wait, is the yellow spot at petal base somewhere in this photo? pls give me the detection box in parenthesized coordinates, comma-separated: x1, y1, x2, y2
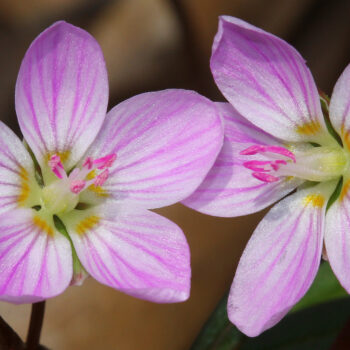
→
(33, 215, 54, 236)
(45, 150, 71, 163)
(296, 121, 321, 135)
(341, 126, 350, 151)
(88, 184, 109, 197)
(17, 167, 30, 205)
(340, 179, 350, 202)
(303, 194, 325, 208)
(76, 216, 100, 235)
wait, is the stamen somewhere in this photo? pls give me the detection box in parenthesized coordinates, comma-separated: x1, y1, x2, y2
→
(49, 154, 67, 179)
(263, 146, 296, 162)
(83, 157, 94, 170)
(271, 160, 287, 171)
(243, 161, 271, 172)
(240, 145, 296, 162)
(70, 180, 86, 194)
(93, 154, 117, 169)
(94, 169, 109, 186)
(252, 172, 279, 183)
(239, 145, 265, 155)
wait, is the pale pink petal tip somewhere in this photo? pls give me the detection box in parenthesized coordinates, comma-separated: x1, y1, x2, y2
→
(211, 16, 325, 142)
(228, 187, 326, 336)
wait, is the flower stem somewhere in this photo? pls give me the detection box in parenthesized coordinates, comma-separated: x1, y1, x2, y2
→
(25, 301, 46, 350)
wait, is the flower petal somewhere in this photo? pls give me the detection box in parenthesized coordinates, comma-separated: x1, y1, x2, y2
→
(63, 205, 190, 303)
(0, 209, 72, 303)
(228, 182, 334, 336)
(329, 64, 350, 150)
(324, 176, 350, 292)
(211, 16, 328, 143)
(15, 21, 108, 170)
(0, 122, 39, 214)
(84, 89, 223, 209)
(183, 103, 300, 216)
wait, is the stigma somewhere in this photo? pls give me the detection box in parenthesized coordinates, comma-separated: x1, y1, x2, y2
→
(41, 153, 116, 214)
(241, 144, 348, 183)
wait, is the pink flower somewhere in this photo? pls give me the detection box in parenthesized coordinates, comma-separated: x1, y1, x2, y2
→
(184, 16, 350, 336)
(0, 21, 223, 304)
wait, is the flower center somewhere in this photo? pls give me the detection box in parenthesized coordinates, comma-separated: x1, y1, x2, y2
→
(41, 153, 116, 214)
(241, 144, 348, 183)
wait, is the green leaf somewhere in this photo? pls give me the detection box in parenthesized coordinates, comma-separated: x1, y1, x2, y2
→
(190, 294, 242, 350)
(240, 298, 350, 350)
(190, 262, 348, 350)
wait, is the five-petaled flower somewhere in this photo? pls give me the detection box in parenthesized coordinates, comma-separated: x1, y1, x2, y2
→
(184, 16, 350, 336)
(0, 21, 223, 303)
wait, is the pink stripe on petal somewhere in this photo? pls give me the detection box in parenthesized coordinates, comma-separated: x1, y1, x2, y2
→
(228, 184, 331, 336)
(211, 16, 327, 143)
(325, 178, 350, 292)
(0, 122, 37, 214)
(15, 21, 108, 170)
(85, 90, 223, 209)
(0, 209, 72, 303)
(329, 64, 350, 150)
(66, 205, 190, 303)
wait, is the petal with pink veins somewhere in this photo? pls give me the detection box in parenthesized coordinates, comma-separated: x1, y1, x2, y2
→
(85, 89, 223, 209)
(324, 176, 350, 292)
(0, 122, 39, 214)
(0, 209, 72, 303)
(62, 204, 190, 303)
(15, 21, 108, 170)
(228, 182, 335, 336)
(211, 16, 329, 143)
(183, 103, 301, 217)
(329, 64, 350, 150)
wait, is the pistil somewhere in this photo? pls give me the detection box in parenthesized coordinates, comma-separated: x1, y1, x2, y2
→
(41, 153, 116, 214)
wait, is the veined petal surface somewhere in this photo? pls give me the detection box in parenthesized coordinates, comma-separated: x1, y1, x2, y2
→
(85, 89, 223, 209)
(0, 209, 72, 303)
(63, 205, 190, 303)
(329, 64, 350, 150)
(228, 183, 334, 336)
(325, 176, 350, 292)
(0, 122, 38, 214)
(15, 21, 108, 170)
(211, 16, 328, 143)
(183, 103, 300, 216)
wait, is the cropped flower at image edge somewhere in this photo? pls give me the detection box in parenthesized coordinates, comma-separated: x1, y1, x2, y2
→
(0, 22, 223, 304)
(184, 16, 350, 336)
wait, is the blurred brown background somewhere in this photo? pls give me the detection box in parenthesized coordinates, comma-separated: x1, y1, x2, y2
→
(0, 0, 350, 349)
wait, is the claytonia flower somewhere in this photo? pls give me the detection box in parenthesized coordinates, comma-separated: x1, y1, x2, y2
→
(0, 21, 223, 304)
(184, 16, 350, 336)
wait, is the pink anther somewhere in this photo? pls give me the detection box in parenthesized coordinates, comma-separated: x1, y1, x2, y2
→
(94, 154, 117, 169)
(83, 157, 94, 170)
(94, 169, 109, 186)
(271, 160, 287, 171)
(70, 180, 86, 194)
(240, 145, 266, 155)
(262, 146, 296, 162)
(252, 172, 279, 183)
(243, 161, 271, 172)
(48, 154, 66, 179)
